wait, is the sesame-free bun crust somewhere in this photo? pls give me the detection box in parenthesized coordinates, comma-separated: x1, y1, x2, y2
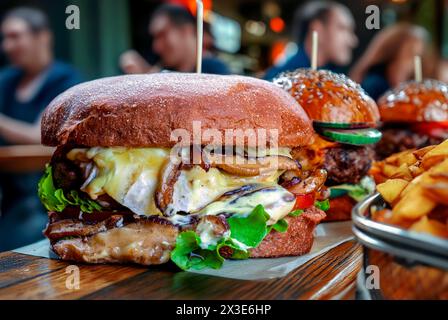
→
(378, 80, 448, 123)
(274, 69, 380, 125)
(41, 73, 313, 148)
(250, 206, 326, 258)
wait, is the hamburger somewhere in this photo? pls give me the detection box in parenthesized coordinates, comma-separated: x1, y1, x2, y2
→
(376, 80, 448, 160)
(274, 69, 381, 221)
(38, 73, 328, 270)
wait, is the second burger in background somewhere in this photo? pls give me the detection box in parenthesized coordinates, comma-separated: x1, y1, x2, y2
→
(375, 80, 448, 160)
(274, 69, 381, 221)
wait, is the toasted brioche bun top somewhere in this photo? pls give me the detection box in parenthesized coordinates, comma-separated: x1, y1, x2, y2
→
(274, 69, 380, 125)
(41, 73, 313, 148)
(378, 80, 448, 123)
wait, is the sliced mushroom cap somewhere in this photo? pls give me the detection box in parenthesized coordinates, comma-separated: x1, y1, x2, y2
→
(155, 159, 181, 215)
(286, 169, 327, 195)
(214, 155, 301, 177)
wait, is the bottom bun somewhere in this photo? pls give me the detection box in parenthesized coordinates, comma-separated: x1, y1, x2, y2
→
(324, 195, 356, 222)
(249, 206, 326, 258)
(49, 206, 326, 266)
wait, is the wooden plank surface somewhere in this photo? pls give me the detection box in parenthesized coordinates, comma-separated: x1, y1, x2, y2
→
(0, 241, 361, 300)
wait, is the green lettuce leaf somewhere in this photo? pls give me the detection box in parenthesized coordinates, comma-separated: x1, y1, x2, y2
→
(329, 176, 376, 202)
(171, 232, 254, 271)
(227, 204, 270, 247)
(268, 218, 288, 233)
(217, 239, 250, 260)
(170, 205, 287, 270)
(315, 199, 330, 211)
(289, 209, 304, 217)
(38, 166, 102, 213)
(170, 231, 224, 271)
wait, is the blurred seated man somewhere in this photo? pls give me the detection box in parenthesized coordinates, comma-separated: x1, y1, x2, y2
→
(120, 4, 230, 75)
(0, 7, 82, 251)
(350, 23, 435, 100)
(264, 0, 358, 80)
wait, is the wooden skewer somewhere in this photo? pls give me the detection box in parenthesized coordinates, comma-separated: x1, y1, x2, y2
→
(414, 55, 422, 82)
(196, 0, 204, 74)
(311, 31, 318, 71)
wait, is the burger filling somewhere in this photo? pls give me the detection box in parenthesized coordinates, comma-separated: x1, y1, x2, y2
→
(292, 134, 375, 204)
(39, 146, 328, 269)
(375, 122, 447, 160)
(322, 145, 374, 185)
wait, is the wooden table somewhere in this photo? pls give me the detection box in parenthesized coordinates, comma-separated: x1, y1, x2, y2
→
(0, 240, 361, 300)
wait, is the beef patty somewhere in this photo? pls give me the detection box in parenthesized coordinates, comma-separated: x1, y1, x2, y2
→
(323, 145, 374, 185)
(375, 128, 444, 160)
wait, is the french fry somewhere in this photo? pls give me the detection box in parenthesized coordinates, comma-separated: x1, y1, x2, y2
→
(393, 185, 436, 220)
(372, 141, 448, 239)
(377, 179, 409, 204)
(389, 163, 413, 180)
(372, 208, 395, 225)
(413, 145, 436, 160)
(385, 149, 414, 166)
(421, 155, 448, 170)
(429, 158, 448, 176)
(369, 165, 388, 184)
(429, 172, 448, 181)
(398, 151, 418, 166)
(408, 164, 424, 178)
(423, 182, 448, 206)
(421, 140, 448, 169)
(400, 174, 424, 197)
(409, 216, 448, 239)
(393, 159, 448, 219)
(383, 164, 400, 177)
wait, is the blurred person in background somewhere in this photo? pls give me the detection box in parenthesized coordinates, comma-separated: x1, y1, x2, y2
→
(264, 0, 358, 80)
(0, 7, 82, 251)
(350, 23, 435, 100)
(437, 59, 448, 84)
(120, 4, 229, 75)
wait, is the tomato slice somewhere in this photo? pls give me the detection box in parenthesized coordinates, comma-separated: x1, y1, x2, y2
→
(412, 121, 448, 139)
(293, 194, 315, 210)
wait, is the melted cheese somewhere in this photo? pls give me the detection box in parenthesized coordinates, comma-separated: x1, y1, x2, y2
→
(198, 185, 296, 225)
(67, 147, 294, 223)
(68, 148, 170, 215)
(167, 167, 282, 215)
(196, 219, 231, 249)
